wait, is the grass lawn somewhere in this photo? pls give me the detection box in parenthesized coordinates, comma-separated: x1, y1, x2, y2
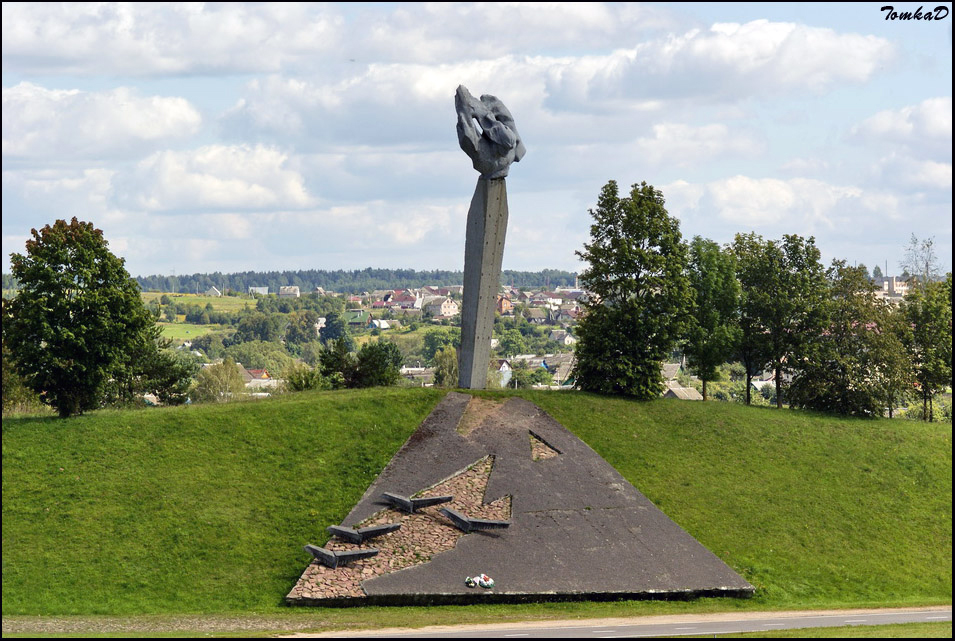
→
(141, 292, 256, 313)
(156, 322, 219, 341)
(2, 388, 950, 628)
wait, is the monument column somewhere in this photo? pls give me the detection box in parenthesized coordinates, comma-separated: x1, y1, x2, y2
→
(454, 85, 525, 389)
(459, 177, 509, 388)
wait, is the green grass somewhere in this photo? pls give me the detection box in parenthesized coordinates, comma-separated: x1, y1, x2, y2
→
(2, 388, 445, 615)
(522, 391, 951, 609)
(2, 389, 950, 622)
(156, 322, 218, 341)
(142, 293, 255, 313)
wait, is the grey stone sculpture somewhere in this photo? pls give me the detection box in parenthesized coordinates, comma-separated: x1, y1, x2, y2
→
(455, 86, 525, 179)
(327, 523, 401, 545)
(455, 85, 525, 388)
(440, 507, 511, 534)
(304, 544, 379, 569)
(381, 492, 453, 513)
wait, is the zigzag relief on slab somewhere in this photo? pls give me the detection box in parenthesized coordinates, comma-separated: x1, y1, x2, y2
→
(288, 393, 754, 606)
(529, 430, 560, 461)
(288, 456, 510, 601)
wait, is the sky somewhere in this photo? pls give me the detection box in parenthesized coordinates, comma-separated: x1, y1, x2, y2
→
(2, 2, 952, 279)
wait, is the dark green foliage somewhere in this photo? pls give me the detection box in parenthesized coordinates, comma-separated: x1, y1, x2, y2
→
(317, 339, 402, 389)
(233, 311, 281, 343)
(319, 312, 353, 350)
(422, 327, 460, 365)
(133, 268, 577, 295)
(254, 292, 344, 317)
(732, 233, 828, 407)
(788, 262, 911, 417)
(498, 328, 526, 357)
(191, 358, 246, 403)
(354, 340, 403, 388)
(148, 348, 202, 405)
(432, 346, 458, 387)
(284, 309, 320, 352)
(573, 181, 691, 398)
(283, 363, 328, 392)
(319, 338, 356, 389)
(733, 235, 771, 404)
(508, 360, 553, 388)
(903, 274, 953, 421)
(1, 327, 44, 414)
(223, 340, 294, 377)
(189, 332, 227, 359)
(298, 339, 324, 367)
(4, 219, 162, 417)
(684, 237, 741, 400)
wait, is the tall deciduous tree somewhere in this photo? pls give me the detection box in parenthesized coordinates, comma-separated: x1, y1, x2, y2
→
(433, 346, 459, 388)
(354, 340, 403, 388)
(788, 261, 911, 417)
(684, 237, 740, 400)
(903, 273, 952, 421)
(733, 233, 828, 408)
(498, 328, 526, 358)
(572, 181, 691, 398)
(731, 233, 771, 405)
(4, 219, 162, 417)
(900, 234, 941, 289)
(319, 312, 353, 351)
(192, 358, 246, 403)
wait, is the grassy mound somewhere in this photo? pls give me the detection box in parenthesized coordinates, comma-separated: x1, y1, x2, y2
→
(2, 389, 950, 616)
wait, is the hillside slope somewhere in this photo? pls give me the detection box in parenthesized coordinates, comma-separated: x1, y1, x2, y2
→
(2, 388, 950, 615)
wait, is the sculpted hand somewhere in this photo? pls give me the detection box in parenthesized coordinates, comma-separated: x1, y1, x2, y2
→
(455, 85, 526, 179)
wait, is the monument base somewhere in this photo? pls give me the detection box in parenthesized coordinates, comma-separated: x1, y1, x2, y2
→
(287, 393, 754, 606)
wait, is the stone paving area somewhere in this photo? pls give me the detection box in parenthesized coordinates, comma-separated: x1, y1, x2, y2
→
(456, 397, 505, 435)
(287, 456, 510, 602)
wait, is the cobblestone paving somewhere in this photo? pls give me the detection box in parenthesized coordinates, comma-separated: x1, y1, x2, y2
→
(288, 457, 510, 602)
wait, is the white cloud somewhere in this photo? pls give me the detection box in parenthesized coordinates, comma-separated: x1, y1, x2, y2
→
(660, 179, 705, 215)
(706, 175, 798, 226)
(851, 97, 952, 160)
(634, 123, 763, 166)
(681, 175, 862, 231)
(545, 19, 894, 106)
(2, 3, 343, 75)
(2, 82, 201, 159)
(221, 19, 893, 154)
(113, 145, 313, 212)
(873, 154, 953, 192)
(2, 167, 116, 225)
(2, 3, 679, 76)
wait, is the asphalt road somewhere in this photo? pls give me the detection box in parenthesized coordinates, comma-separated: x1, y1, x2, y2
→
(294, 607, 951, 638)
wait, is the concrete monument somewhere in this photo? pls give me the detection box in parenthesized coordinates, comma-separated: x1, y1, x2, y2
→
(455, 85, 525, 388)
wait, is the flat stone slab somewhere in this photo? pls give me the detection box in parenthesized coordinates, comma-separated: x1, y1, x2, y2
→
(440, 507, 510, 533)
(288, 392, 754, 605)
(381, 492, 453, 513)
(304, 545, 379, 569)
(327, 523, 401, 544)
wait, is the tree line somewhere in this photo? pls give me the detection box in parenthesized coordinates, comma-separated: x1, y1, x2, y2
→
(573, 180, 952, 421)
(114, 268, 578, 295)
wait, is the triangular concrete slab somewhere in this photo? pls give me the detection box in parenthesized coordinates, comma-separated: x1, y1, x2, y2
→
(288, 392, 754, 605)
